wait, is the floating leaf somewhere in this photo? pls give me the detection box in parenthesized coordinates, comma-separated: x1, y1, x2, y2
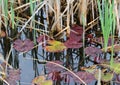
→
(110, 62, 120, 74)
(94, 71, 113, 82)
(5, 69, 20, 85)
(69, 24, 83, 41)
(48, 71, 62, 81)
(44, 40, 66, 52)
(13, 39, 34, 52)
(73, 71, 95, 84)
(32, 76, 53, 85)
(64, 39, 83, 48)
(85, 46, 102, 57)
(45, 61, 63, 72)
(62, 71, 95, 84)
(64, 25, 83, 49)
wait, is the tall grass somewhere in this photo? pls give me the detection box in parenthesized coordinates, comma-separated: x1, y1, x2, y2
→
(2, 0, 8, 28)
(10, 0, 15, 29)
(97, 0, 115, 64)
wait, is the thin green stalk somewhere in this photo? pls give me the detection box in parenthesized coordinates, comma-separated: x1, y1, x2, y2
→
(97, 0, 115, 66)
(2, 0, 8, 28)
(30, 0, 36, 44)
(10, 6, 15, 29)
(111, 11, 116, 65)
(97, 0, 115, 52)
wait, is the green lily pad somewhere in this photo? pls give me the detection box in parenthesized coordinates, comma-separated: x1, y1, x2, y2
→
(110, 62, 120, 74)
(44, 40, 66, 52)
(94, 71, 113, 82)
(32, 76, 53, 85)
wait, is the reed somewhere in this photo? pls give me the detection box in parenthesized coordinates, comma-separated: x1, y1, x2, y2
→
(97, 0, 115, 52)
(97, 0, 116, 67)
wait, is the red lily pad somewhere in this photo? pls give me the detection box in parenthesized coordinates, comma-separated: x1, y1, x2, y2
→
(44, 40, 66, 52)
(85, 46, 102, 57)
(13, 39, 34, 52)
(5, 69, 20, 85)
(48, 71, 62, 81)
(45, 61, 63, 72)
(73, 71, 95, 84)
(64, 39, 83, 48)
(64, 25, 83, 49)
(62, 71, 95, 84)
(69, 24, 83, 41)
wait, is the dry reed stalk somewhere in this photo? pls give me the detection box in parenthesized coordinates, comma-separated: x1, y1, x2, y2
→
(79, 0, 88, 26)
(0, 4, 1, 31)
(92, 0, 95, 20)
(50, 1, 68, 37)
(70, 1, 74, 24)
(66, 0, 70, 37)
(13, 0, 40, 11)
(114, 0, 120, 37)
(55, 0, 61, 31)
(47, 0, 54, 15)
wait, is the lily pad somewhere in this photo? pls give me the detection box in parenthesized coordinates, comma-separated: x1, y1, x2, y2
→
(64, 25, 83, 49)
(70, 24, 83, 41)
(45, 60, 63, 72)
(62, 71, 95, 84)
(44, 40, 66, 52)
(110, 62, 120, 74)
(32, 76, 53, 85)
(94, 71, 113, 82)
(13, 39, 34, 52)
(85, 46, 102, 57)
(5, 69, 21, 85)
(64, 39, 83, 48)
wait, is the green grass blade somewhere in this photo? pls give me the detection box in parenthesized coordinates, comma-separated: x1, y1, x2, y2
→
(10, 6, 15, 29)
(30, 0, 34, 14)
(97, 0, 115, 52)
(2, 0, 8, 27)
